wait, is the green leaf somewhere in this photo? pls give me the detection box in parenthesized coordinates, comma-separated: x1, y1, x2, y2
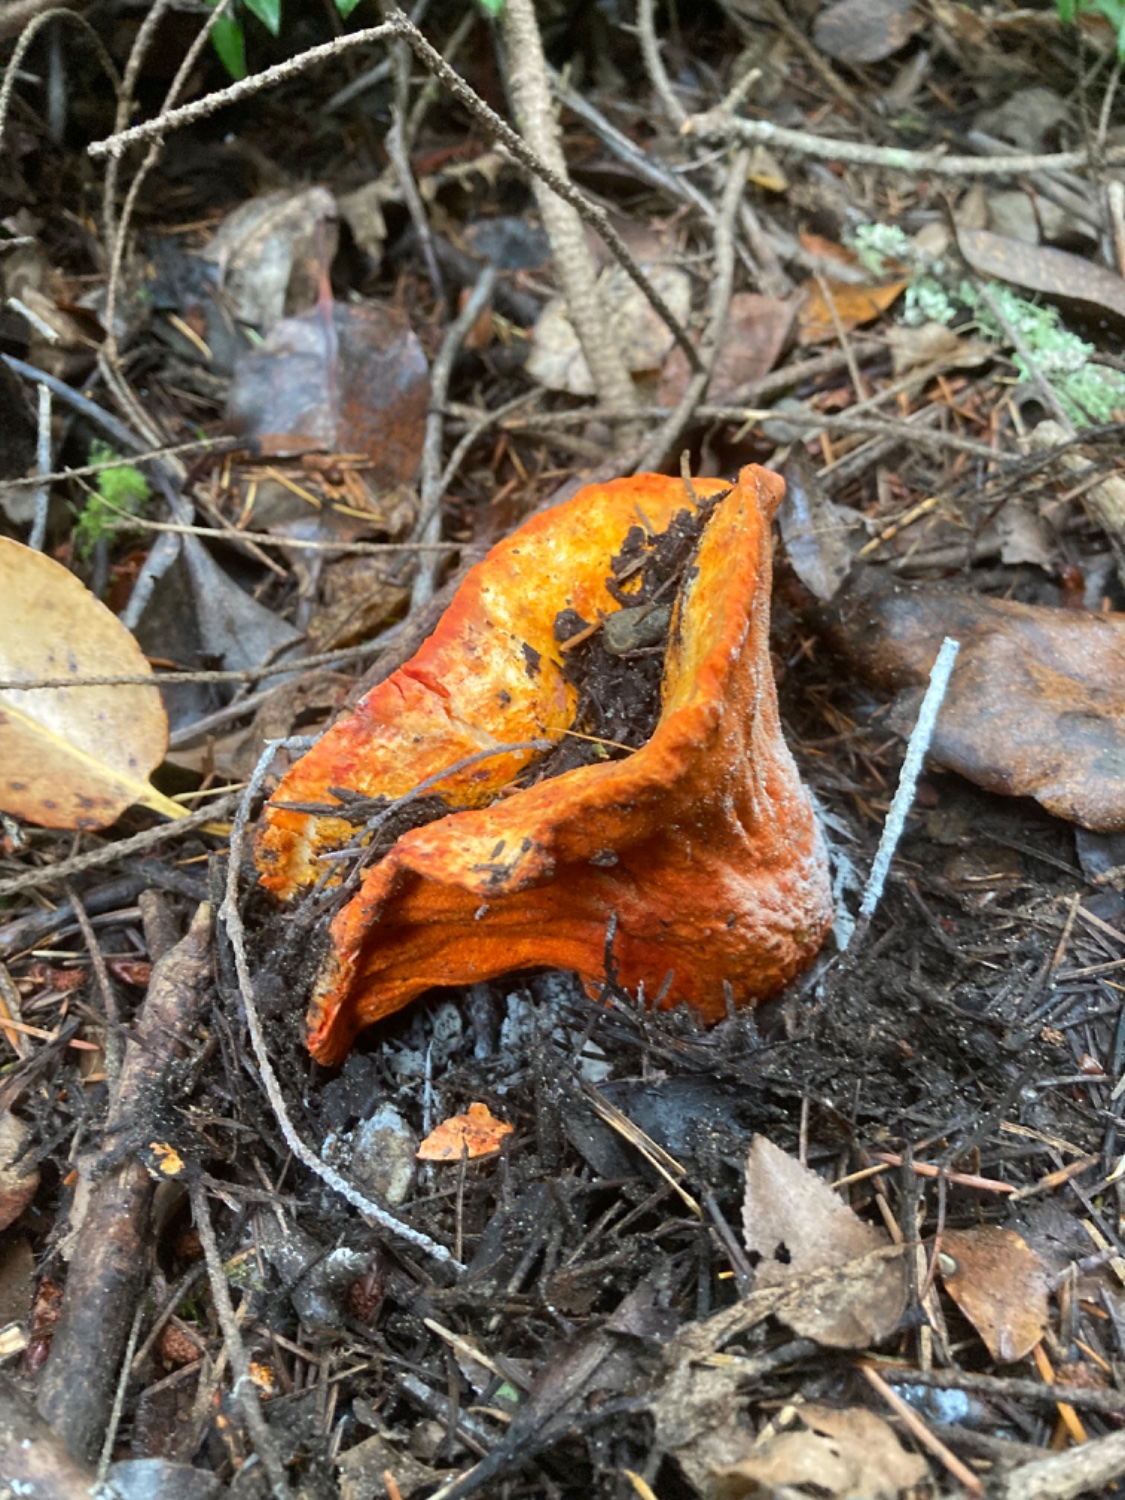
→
(477, 0, 505, 14)
(1057, 0, 1076, 21)
(245, 0, 282, 33)
(335, 0, 364, 14)
(210, 13, 247, 79)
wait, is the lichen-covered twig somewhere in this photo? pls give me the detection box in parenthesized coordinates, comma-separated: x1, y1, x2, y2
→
(498, 0, 636, 416)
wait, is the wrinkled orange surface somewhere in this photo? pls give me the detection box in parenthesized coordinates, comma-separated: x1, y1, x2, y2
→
(257, 467, 833, 1065)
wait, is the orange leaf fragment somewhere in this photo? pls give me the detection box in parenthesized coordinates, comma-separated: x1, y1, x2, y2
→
(417, 1102, 513, 1161)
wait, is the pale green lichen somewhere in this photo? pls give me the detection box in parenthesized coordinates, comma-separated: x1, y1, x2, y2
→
(963, 281, 1125, 425)
(850, 221, 1124, 426)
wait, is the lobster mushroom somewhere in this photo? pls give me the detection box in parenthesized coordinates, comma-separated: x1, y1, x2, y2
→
(256, 466, 833, 1065)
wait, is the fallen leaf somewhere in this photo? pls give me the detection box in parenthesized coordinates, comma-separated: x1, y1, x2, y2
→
(0, 1113, 38, 1232)
(658, 292, 796, 406)
(938, 1226, 1049, 1363)
(201, 186, 338, 331)
(797, 276, 910, 344)
(527, 264, 692, 395)
(0, 539, 184, 829)
(817, 568, 1125, 832)
(226, 297, 431, 489)
(958, 229, 1125, 326)
(885, 321, 993, 378)
(417, 1102, 513, 1161)
(813, 0, 926, 62)
(742, 1135, 906, 1346)
(712, 1403, 928, 1499)
(777, 444, 856, 601)
(746, 146, 789, 194)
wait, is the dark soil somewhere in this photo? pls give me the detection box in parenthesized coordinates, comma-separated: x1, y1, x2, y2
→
(536, 492, 727, 782)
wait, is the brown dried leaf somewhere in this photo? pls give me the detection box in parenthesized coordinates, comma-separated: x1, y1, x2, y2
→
(797, 276, 910, 344)
(226, 299, 430, 489)
(778, 444, 856, 601)
(0, 539, 184, 830)
(813, 0, 926, 62)
(958, 229, 1125, 325)
(885, 321, 993, 378)
(712, 1403, 929, 1499)
(818, 569, 1125, 831)
(659, 292, 796, 406)
(939, 1226, 1049, 1363)
(201, 186, 338, 330)
(742, 1136, 906, 1346)
(527, 265, 692, 395)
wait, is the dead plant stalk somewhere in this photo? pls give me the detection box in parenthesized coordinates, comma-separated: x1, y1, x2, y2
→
(498, 0, 636, 425)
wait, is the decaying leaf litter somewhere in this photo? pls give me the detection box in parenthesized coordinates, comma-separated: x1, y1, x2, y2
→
(8, 1, 1125, 1496)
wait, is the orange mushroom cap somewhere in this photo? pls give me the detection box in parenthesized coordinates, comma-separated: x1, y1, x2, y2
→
(257, 466, 833, 1065)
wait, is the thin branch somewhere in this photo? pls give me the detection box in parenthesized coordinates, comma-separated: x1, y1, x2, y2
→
(682, 108, 1125, 175)
(87, 22, 399, 156)
(0, 792, 241, 901)
(27, 383, 51, 551)
(0, 7, 120, 157)
(85, 13, 700, 377)
(411, 265, 497, 610)
(974, 281, 1076, 435)
(549, 67, 714, 217)
(636, 0, 688, 128)
(218, 739, 462, 1268)
(190, 1181, 290, 1500)
(632, 148, 748, 471)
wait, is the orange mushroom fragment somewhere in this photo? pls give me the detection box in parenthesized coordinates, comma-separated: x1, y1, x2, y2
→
(256, 466, 833, 1065)
(417, 1102, 514, 1162)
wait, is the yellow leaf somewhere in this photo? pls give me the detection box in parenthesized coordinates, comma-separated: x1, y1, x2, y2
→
(0, 539, 184, 830)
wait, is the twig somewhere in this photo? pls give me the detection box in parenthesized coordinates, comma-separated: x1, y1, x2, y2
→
(28, 382, 51, 552)
(101, 0, 235, 453)
(632, 148, 747, 471)
(499, 0, 636, 416)
(86, 10, 702, 380)
(87, 22, 399, 156)
(812, 267, 869, 403)
(0, 792, 240, 900)
(844, 637, 959, 951)
(999, 1427, 1125, 1500)
(0, 436, 235, 493)
(95, 1303, 145, 1483)
(549, 68, 714, 217)
(752, 0, 868, 124)
(682, 108, 1125, 175)
(636, 0, 688, 128)
(102, 0, 175, 249)
(381, 2, 443, 303)
(218, 739, 462, 1268)
(75, 512, 461, 556)
(0, 7, 120, 157)
(65, 882, 123, 1090)
(858, 1361, 984, 1497)
(190, 1180, 290, 1500)
(411, 265, 497, 610)
(321, 0, 431, 110)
